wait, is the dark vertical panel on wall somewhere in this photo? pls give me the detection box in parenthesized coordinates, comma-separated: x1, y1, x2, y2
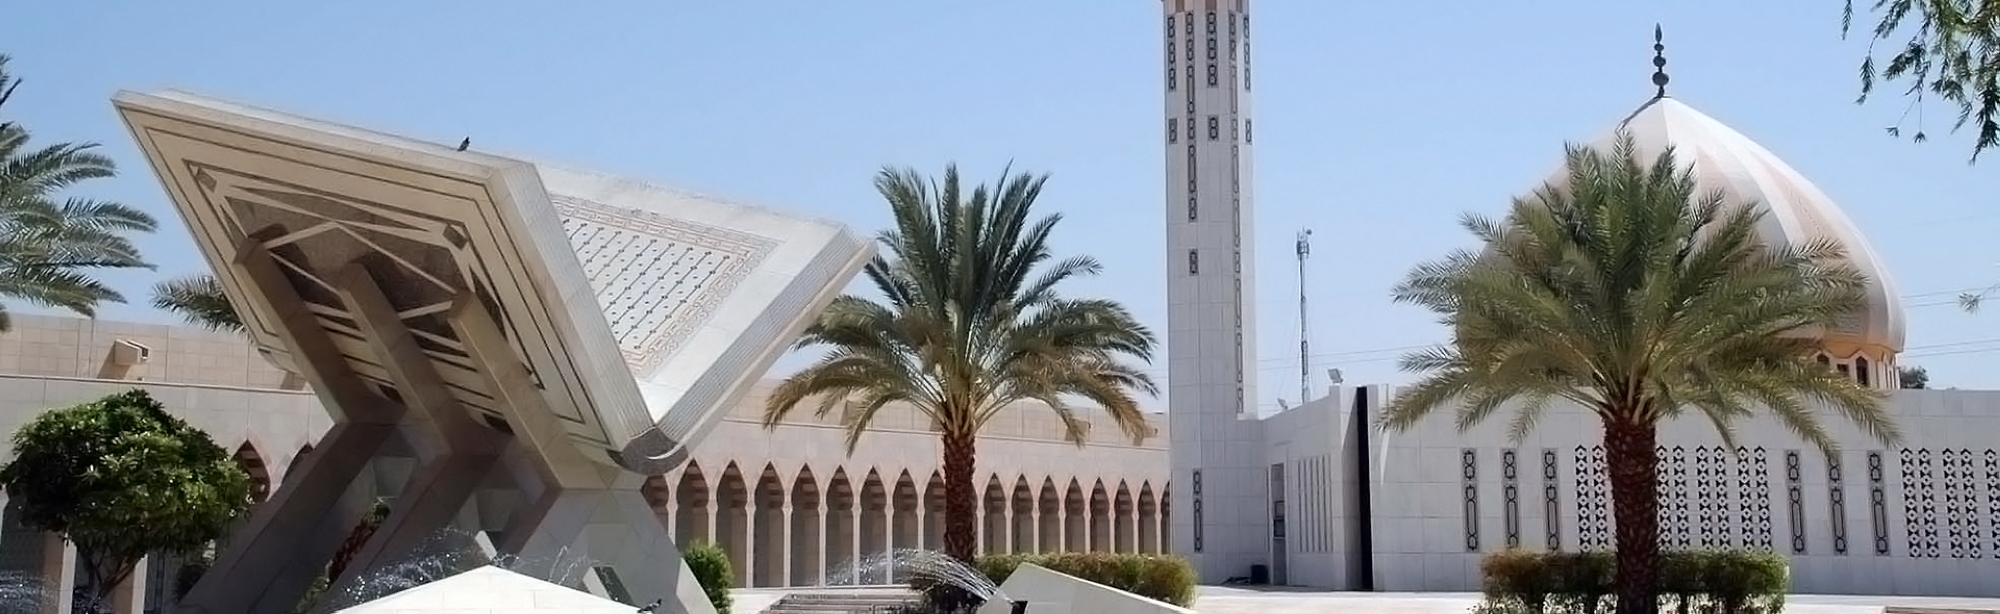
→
(1350, 386, 1375, 591)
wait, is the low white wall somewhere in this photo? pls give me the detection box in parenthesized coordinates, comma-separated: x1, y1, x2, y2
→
(1368, 388, 2000, 597)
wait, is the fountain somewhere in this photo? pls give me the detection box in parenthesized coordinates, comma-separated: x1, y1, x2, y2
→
(814, 549, 1022, 614)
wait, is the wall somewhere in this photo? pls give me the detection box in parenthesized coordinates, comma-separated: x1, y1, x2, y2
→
(1367, 387, 2000, 597)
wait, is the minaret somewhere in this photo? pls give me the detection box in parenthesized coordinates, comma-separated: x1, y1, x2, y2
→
(1161, 0, 1265, 581)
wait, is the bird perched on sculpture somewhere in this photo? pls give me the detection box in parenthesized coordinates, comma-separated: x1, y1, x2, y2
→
(456, 137, 470, 151)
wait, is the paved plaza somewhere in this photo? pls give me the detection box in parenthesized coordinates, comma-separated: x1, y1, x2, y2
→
(731, 586, 2000, 614)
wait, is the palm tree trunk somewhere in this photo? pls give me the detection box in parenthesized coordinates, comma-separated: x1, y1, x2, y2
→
(940, 428, 980, 564)
(1604, 419, 1661, 614)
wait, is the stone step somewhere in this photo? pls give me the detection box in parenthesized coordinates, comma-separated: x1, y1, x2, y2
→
(760, 589, 919, 614)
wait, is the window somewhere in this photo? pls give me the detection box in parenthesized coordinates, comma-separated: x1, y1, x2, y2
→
(1166, 15, 1175, 38)
(1246, 119, 1252, 143)
(1856, 357, 1872, 387)
(1836, 363, 1851, 378)
(1208, 115, 1220, 140)
(1207, 37, 1217, 61)
(1187, 196, 1198, 221)
(1233, 250, 1241, 273)
(1167, 67, 1177, 91)
(1168, 118, 1178, 143)
(1186, 99, 1196, 114)
(1231, 118, 1238, 141)
(1207, 65, 1218, 87)
(1186, 117, 1195, 140)
(1185, 16, 1194, 36)
(1206, 11, 1217, 33)
(1167, 43, 1177, 65)
(1816, 354, 1831, 367)
(1187, 250, 1200, 274)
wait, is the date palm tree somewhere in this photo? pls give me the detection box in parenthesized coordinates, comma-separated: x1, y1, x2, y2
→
(151, 273, 244, 333)
(762, 164, 1159, 564)
(0, 55, 157, 330)
(1378, 132, 1899, 614)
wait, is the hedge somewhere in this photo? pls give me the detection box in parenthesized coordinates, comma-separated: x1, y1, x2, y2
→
(1479, 549, 1787, 614)
(972, 552, 1197, 607)
(683, 541, 734, 614)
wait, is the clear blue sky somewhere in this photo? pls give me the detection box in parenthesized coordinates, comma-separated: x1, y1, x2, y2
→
(10, 1, 2000, 410)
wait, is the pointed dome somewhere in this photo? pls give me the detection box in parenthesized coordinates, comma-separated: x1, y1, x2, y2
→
(1575, 96, 1907, 385)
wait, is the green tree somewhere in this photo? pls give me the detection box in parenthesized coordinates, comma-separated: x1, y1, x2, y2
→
(151, 273, 245, 333)
(1898, 364, 1930, 389)
(0, 389, 253, 611)
(761, 165, 1159, 563)
(1377, 133, 1898, 614)
(1843, 0, 2000, 161)
(0, 55, 158, 330)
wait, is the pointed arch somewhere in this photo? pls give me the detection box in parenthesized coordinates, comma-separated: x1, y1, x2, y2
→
(826, 468, 857, 584)
(641, 474, 673, 522)
(752, 463, 786, 587)
(858, 469, 890, 582)
(283, 443, 313, 483)
(1089, 480, 1112, 552)
(1114, 481, 1136, 553)
(675, 461, 711, 545)
(1010, 477, 1036, 554)
(1138, 482, 1160, 554)
(790, 465, 823, 586)
(1064, 479, 1087, 552)
(922, 471, 946, 551)
(232, 442, 272, 504)
(983, 474, 1009, 555)
(717, 462, 750, 587)
(891, 470, 921, 580)
(1037, 478, 1062, 553)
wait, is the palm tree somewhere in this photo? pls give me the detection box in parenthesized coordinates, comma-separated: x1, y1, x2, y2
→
(0, 55, 157, 330)
(762, 164, 1159, 564)
(1378, 133, 1899, 614)
(152, 273, 245, 332)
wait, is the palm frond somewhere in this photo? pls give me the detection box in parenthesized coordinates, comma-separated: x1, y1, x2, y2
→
(150, 274, 244, 333)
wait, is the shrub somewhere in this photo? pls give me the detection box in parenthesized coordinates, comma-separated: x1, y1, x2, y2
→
(683, 541, 734, 614)
(1478, 549, 1786, 614)
(972, 552, 1196, 607)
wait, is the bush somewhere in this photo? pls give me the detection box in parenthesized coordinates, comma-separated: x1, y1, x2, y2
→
(1479, 549, 1786, 614)
(683, 541, 734, 614)
(973, 552, 1197, 607)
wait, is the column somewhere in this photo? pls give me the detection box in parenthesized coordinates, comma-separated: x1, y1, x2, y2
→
(705, 501, 718, 550)
(1030, 509, 1042, 553)
(813, 500, 828, 586)
(849, 507, 862, 584)
(38, 532, 75, 614)
(1000, 507, 1013, 555)
(778, 504, 793, 587)
(743, 500, 759, 588)
(109, 556, 147, 614)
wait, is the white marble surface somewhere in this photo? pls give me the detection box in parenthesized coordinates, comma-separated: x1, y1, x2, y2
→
(1186, 588, 2000, 614)
(975, 563, 1194, 614)
(332, 566, 640, 614)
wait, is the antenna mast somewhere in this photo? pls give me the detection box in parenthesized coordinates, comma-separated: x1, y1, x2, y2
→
(1296, 229, 1313, 405)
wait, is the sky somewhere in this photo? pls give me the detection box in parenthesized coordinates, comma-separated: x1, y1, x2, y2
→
(8, 1, 2000, 413)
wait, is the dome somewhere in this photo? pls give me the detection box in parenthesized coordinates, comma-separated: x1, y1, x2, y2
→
(1541, 95, 1907, 387)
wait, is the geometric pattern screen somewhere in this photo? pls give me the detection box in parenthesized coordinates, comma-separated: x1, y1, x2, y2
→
(1455, 447, 2000, 558)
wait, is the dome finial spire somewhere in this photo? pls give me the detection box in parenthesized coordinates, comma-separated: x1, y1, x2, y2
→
(1652, 24, 1671, 98)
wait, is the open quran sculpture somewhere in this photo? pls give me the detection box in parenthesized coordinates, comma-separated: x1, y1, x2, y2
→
(115, 91, 872, 614)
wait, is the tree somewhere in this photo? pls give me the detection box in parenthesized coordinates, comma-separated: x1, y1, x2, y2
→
(1377, 133, 1899, 614)
(761, 164, 1159, 564)
(151, 273, 245, 333)
(0, 389, 253, 612)
(1898, 365, 1931, 389)
(1843, 0, 2000, 161)
(0, 55, 158, 330)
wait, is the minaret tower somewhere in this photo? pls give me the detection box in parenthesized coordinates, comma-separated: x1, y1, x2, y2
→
(1161, 0, 1266, 580)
